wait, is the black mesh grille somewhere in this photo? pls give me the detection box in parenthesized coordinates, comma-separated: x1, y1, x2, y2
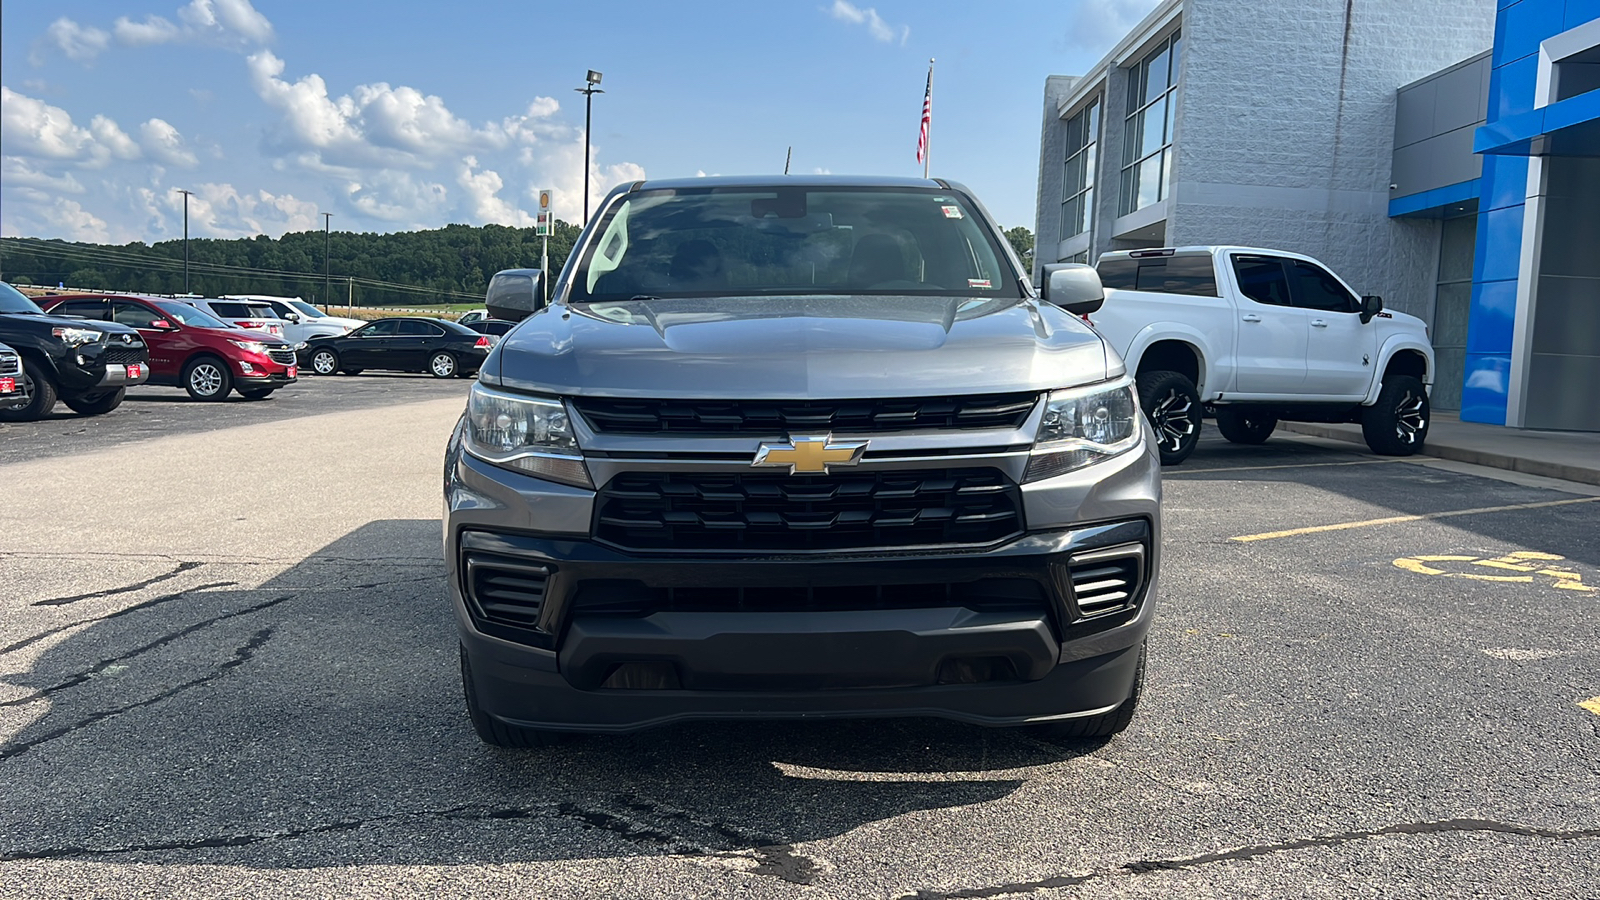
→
(572, 393, 1038, 435)
(101, 346, 146, 366)
(268, 348, 297, 365)
(464, 555, 549, 629)
(594, 467, 1023, 552)
(572, 578, 1047, 616)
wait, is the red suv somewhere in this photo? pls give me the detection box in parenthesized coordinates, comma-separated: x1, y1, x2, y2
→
(40, 294, 299, 401)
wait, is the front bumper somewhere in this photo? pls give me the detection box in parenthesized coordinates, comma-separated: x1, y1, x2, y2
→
(95, 362, 150, 388)
(447, 429, 1162, 733)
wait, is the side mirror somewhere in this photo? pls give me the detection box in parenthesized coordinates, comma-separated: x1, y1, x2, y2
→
(148, 318, 176, 331)
(284, 312, 301, 323)
(1359, 294, 1384, 324)
(1039, 263, 1105, 316)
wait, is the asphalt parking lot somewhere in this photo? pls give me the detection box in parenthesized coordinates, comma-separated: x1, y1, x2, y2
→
(1, 379, 1596, 898)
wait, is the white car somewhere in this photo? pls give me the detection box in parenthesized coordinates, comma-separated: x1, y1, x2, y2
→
(185, 298, 287, 337)
(1071, 246, 1434, 464)
(456, 309, 489, 326)
(223, 295, 363, 344)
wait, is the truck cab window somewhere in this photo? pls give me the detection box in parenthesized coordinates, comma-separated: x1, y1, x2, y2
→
(1231, 256, 1291, 307)
(1288, 261, 1358, 312)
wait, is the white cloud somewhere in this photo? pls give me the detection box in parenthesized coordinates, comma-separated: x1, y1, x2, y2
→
(827, 1, 909, 45)
(7, 188, 112, 242)
(34, 18, 112, 64)
(1, 157, 86, 193)
(353, 82, 482, 153)
(458, 156, 533, 227)
(1063, 0, 1161, 54)
(1, 87, 101, 162)
(91, 115, 143, 160)
(347, 171, 449, 224)
(109, 0, 275, 53)
(140, 118, 198, 167)
(172, 181, 320, 238)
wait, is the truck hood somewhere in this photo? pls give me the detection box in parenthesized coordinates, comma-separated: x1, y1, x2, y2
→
(491, 295, 1115, 399)
(309, 315, 363, 331)
(4, 310, 141, 337)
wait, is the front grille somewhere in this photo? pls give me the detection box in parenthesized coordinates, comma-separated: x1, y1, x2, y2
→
(101, 346, 146, 366)
(464, 554, 550, 629)
(0, 354, 19, 377)
(1067, 544, 1145, 617)
(572, 578, 1047, 616)
(594, 467, 1023, 552)
(572, 393, 1038, 435)
(267, 347, 297, 365)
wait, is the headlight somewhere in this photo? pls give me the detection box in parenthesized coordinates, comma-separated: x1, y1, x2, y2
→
(228, 339, 269, 354)
(1023, 376, 1142, 482)
(462, 383, 591, 488)
(52, 326, 102, 347)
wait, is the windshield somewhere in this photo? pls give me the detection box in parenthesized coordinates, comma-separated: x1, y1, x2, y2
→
(154, 301, 230, 329)
(566, 187, 1021, 302)
(1, 283, 45, 314)
(288, 300, 325, 318)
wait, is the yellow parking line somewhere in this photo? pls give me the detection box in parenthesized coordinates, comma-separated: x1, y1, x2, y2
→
(1167, 459, 1406, 476)
(1580, 697, 1600, 717)
(1230, 496, 1600, 543)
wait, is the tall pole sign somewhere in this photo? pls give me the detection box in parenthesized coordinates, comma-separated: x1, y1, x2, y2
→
(537, 190, 553, 306)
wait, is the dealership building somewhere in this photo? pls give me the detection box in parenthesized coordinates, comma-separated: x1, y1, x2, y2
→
(1034, 0, 1599, 431)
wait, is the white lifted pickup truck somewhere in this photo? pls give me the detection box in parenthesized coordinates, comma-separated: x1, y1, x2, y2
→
(1068, 246, 1433, 465)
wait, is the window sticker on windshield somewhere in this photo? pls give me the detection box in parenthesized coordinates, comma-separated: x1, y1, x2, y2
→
(941, 205, 964, 219)
(968, 278, 993, 289)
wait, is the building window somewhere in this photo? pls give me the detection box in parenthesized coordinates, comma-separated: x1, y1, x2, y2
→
(1120, 30, 1182, 217)
(1059, 99, 1099, 241)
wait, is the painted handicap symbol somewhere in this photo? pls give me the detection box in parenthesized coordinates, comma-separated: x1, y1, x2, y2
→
(1393, 551, 1596, 592)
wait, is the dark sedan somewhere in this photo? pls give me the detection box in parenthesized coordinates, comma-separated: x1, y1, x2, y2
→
(302, 317, 489, 378)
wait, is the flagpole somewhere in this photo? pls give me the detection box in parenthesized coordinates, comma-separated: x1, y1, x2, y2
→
(924, 58, 934, 179)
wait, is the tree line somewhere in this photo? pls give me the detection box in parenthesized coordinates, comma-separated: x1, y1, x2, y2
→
(0, 221, 584, 308)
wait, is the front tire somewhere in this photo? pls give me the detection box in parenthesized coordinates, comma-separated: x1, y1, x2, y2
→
(461, 645, 568, 748)
(1215, 407, 1277, 444)
(310, 348, 339, 376)
(429, 351, 458, 379)
(1362, 374, 1429, 456)
(1137, 370, 1201, 465)
(0, 359, 58, 421)
(1030, 642, 1146, 741)
(182, 357, 232, 401)
(62, 387, 126, 416)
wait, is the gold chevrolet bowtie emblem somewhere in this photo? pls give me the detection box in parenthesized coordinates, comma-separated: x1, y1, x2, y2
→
(752, 434, 869, 474)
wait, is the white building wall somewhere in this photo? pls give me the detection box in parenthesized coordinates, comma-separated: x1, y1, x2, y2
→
(1168, 0, 1494, 319)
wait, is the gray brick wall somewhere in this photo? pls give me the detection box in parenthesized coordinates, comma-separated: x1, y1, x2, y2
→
(1169, 0, 1494, 320)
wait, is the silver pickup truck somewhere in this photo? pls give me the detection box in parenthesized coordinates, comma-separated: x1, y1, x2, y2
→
(444, 175, 1161, 744)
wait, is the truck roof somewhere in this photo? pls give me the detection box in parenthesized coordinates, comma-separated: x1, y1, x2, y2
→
(1096, 246, 1321, 260)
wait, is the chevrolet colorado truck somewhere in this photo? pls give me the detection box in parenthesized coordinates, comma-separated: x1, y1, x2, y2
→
(445, 176, 1161, 745)
(1085, 247, 1434, 464)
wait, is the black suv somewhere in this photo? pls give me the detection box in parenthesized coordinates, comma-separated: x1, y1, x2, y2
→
(0, 283, 151, 420)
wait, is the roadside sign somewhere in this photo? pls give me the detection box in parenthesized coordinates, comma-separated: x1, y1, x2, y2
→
(536, 190, 552, 236)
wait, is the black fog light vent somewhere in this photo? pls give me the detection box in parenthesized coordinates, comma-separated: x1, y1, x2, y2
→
(600, 661, 682, 690)
(1068, 543, 1144, 617)
(465, 555, 550, 629)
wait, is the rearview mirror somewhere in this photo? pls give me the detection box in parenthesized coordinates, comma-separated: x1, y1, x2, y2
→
(1359, 294, 1384, 324)
(1039, 264, 1105, 316)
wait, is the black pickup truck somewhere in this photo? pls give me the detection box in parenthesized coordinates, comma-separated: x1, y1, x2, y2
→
(0, 283, 150, 420)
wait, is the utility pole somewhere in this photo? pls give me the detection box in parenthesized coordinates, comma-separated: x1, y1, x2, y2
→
(176, 189, 193, 293)
(322, 212, 333, 314)
(575, 70, 604, 225)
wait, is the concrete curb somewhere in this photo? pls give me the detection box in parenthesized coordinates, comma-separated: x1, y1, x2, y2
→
(1279, 422, 1600, 487)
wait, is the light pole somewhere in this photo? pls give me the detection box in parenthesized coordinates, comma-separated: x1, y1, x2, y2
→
(176, 189, 193, 293)
(321, 212, 333, 313)
(575, 70, 604, 225)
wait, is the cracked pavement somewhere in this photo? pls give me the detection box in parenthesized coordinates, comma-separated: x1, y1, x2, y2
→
(1, 377, 1597, 898)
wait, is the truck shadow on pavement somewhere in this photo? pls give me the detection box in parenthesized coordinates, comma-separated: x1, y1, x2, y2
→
(0, 519, 1096, 875)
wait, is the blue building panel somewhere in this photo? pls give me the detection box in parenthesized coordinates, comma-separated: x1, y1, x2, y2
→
(1465, 279, 1519, 354)
(1495, 0, 1568, 64)
(1566, 0, 1600, 29)
(1480, 155, 1529, 210)
(1461, 353, 1513, 424)
(1489, 53, 1540, 120)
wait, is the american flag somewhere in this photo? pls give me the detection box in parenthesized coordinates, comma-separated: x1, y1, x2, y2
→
(916, 68, 932, 168)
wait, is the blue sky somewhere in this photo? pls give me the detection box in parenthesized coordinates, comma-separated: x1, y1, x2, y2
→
(1, 0, 1158, 244)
